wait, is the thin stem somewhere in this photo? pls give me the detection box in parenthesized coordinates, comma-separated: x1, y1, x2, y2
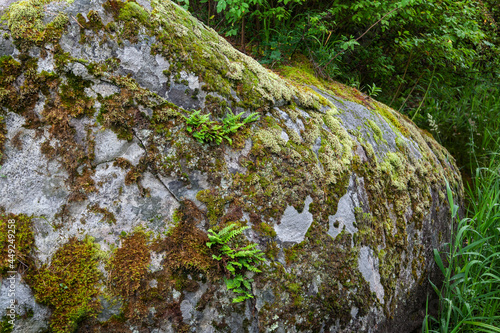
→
(411, 66, 435, 121)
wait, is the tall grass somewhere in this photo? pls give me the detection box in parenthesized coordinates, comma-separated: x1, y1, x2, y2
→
(422, 77, 500, 332)
(413, 74, 500, 172)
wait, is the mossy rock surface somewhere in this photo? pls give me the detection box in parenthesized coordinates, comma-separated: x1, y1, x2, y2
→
(0, 1, 463, 332)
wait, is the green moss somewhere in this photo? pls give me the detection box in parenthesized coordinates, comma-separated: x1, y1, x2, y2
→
(196, 189, 232, 225)
(119, 2, 149, 23)
(0, 314, 15, 333)
(257, 222, 277, 238)
(0, 213, 35, 276)
(29, 237, 101, 333)
(276, 54, 370, 107)
(4, 0, 69, 49)
(374, 103, 410, 137)
(366, 119, 386, 144)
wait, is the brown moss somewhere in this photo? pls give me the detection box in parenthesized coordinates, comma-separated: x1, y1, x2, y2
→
(88, 204, 117, 225)
(108, 230, 151, 297)
(153, 200, 219, 278)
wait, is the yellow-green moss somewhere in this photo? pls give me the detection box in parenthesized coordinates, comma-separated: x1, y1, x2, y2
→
(196, 189, 232, 225)
(366, 119, 386, 144)
(3, 0, 70, 49)
(118, 1, 149, 23)
(29, 237, 101, 333)
(0, 213, 35, 276)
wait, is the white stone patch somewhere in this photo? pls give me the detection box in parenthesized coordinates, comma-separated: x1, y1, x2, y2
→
(67, 61, 93, 80)
(224, 139, 252, 175)
(33, 92, 46, 117)
(149, 251, 166, 273)
(328, 175, 359, 239)
(0, 274, 50, 332)
(87, 82, 120, 98)
(358, 246, 385, 303)
(276, 107, 303, 140)
(117, 46, 144, 73)
(180, 70, 200, 90)
(280, 130, 289, 143)
(93, 129, 144, 165)
(275, 196, 313, 243)
(37, 52, 54, 73)
(180, 300, 194, 322)
(0, 113, 69, 221)
(155, 54, 170, 85)
(136, 0, 152, 11)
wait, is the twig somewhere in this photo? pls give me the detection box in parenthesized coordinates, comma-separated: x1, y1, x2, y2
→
(390, 50, 413, 107)
(45, 6, 84, 29)
(411, 66, 435, 121)
(397, 68, 427, 113)
(71, 15, 84, 29)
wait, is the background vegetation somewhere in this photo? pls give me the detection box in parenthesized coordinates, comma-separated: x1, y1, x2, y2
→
(175, 0, 500, 330)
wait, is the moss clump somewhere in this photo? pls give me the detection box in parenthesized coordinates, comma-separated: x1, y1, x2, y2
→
(254, 222, 277, 238)
(366, 119, 386, 144)
(275, 54, 369, 107)
(374, 103, 410, 137)
(0, 55, 29, 113)
(88, 203, 117, 225)
(118, 1, 149, 23)
(153, 200, 218, 278)
(196, 189, 232, 226)
(29, 237, 101, 333)
(4, 0, 69, 50)
(102, 0, 153, 43)
(108, 230, 151, 297)
(0, 213, 35, 276)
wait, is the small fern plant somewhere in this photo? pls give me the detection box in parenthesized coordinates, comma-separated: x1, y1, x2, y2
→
(182, 109, 259, 145)
(207, 224, 266, 303)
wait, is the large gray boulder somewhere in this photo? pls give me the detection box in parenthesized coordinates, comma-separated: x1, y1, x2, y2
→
(0, 0, 463, 332)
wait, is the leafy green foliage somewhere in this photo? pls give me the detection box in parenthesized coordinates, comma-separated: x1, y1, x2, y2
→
(182, 109, 259, 145)
(179, 0, 498, 142)
(415, 74, 500, 171)
(207, 224, 266, 302)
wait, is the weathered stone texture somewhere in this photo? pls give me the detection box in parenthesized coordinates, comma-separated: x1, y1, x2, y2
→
(0, 1, 463, 332)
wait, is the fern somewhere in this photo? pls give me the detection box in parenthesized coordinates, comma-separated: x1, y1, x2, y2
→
(183, 108, 259, 146)
(206, 223, 265, 303)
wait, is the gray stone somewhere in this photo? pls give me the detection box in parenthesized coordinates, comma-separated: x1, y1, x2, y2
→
(328, 174, 369, 240)
(358, 247, 385, 303)
(0, 1, 463, 332)
(97, 296, 123, 323)
(275, 196, 313, 243)
(0, 274, 50, 333)
(180, 299, 193, 322)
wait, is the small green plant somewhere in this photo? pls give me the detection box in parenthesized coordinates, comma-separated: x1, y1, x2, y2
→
(183, 109, 259, 145)
(365, 83, 382, 97)
(207, 224, 266, 303)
